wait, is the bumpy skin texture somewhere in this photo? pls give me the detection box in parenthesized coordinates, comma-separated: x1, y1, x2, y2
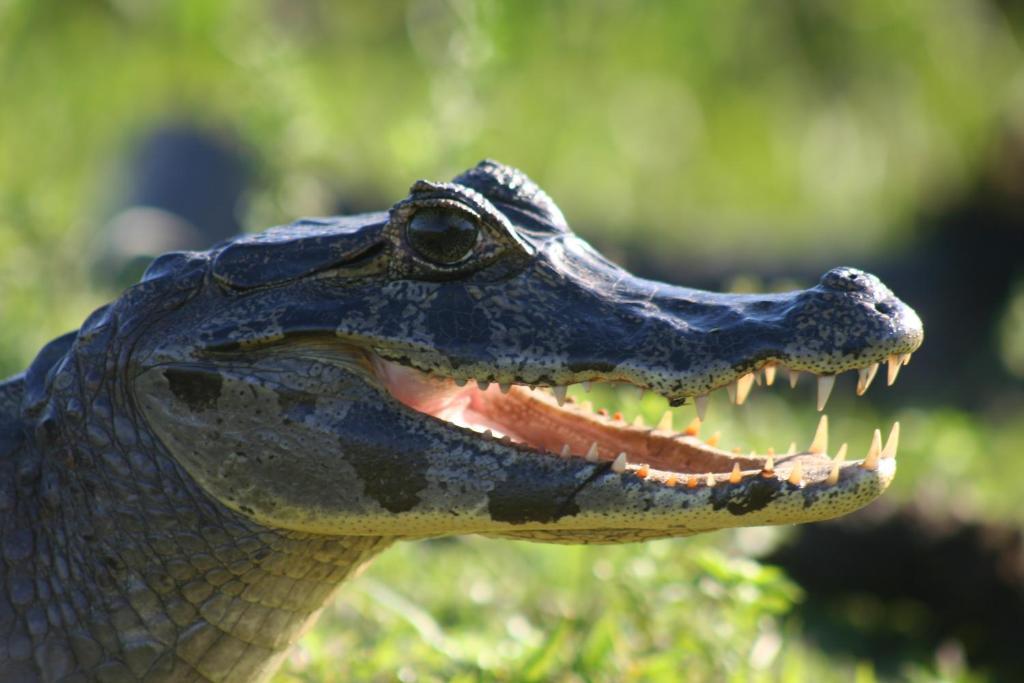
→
(0, 161, 922, 681)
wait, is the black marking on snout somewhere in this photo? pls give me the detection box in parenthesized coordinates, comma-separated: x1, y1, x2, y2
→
(487, 463, 609, 524)
(711, 477, 784, 516)
(347, 441, 429, 514)
(164, 368, 223, 412)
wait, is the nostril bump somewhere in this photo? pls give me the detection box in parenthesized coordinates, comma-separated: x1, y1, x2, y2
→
(875, 301, 894, 316)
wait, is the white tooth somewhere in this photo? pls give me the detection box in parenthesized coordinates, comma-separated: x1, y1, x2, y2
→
(863, 429, 882, 470)
(477, 380, 490, 391)
(886, 355, 902, 386)
(816, 375, 835, 411)
(560, 444, 571, 458)
(809, 415, 828, 454)
(729, 463, 743, 484)
(827, 444, 847, 486)
(632, 414, 646, 428)
(553, 385, 568, 406)
(726, 381, 737, 404)
(763, 365, 777, 386)
(787, 461, 803, 486)
(657, 410, 673, 432)
(764, 456, 775, 471)
(882, 422, 900, 459)
(735, 373, 755, 405)
(705, 472, 716, 487)
(580, 400, 594, 413)
(582, 381, 592, 393)
(611, 452, 628, 473)
(901, 353, 912, 366)
(789, 369, 800, 389)
(499, 383, 511, 394)
(695, 395, 709, 421)
(754, 370, 763, 386)
(856, 363, 879, 396)
(787, 442, 797, 455)
(455, 378, 467, 387)
(585, 442, 600, 462)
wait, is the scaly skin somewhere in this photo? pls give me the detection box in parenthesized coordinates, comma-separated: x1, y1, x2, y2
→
(0, 161, 921, 681)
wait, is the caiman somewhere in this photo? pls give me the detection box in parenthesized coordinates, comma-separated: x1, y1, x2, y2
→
(0, 161, 922, 681)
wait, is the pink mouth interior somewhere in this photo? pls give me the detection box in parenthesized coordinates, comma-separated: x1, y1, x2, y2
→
(373, 358, 780, 476)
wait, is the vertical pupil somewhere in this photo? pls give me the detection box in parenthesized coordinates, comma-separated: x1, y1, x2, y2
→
(407, 209, 478, 264)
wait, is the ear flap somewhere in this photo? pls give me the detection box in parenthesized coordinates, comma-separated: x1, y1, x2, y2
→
(212, 214, 388, 289)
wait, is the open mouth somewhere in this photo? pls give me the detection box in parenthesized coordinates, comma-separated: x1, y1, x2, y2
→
(373, 356, 908, 489)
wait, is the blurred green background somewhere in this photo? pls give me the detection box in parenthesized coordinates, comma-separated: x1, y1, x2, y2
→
(2, 1, 1024, 681)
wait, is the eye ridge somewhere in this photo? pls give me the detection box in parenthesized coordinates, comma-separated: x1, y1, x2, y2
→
(405, 208, 481, 266)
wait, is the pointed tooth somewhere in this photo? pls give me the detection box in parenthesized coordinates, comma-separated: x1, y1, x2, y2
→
(763, 364, 777, 386)
(499, 382, 511, 394)
(886, 355, 902, 385)
(809, 415, 829, 454)
(477, 380, 490, 391)
(787, 461, 803, 486)
(726, 381, 737, 404)
(634, 385, 645, 400)
(611, 452, 628, 473)
(585, 442, 600, 463)
(789, 369, 800, 389)
(901, 353, 912, 366)
(582, 381, 592, 393)
(636, 464, 649, 478)
(735, 373, 755, 405)
(754, 370, 763, 386)
(856, 363, 879, 396)
(632, 414, 646, 428)
(763, 456, 775, 472)
(816, 375, 835, 411)
(706, 432, 721, 447)
(863, 429, 882, 470)
(580, 400, 593, 413)
(683, 416, 701, 436)
(665, 473, 678, 487)
(827, 443, 847, 485)
(560, 444, 571, 458)
(695, 395, 709, 421)
(729, 463, 743, 484)
(705, 472, 716, 487)
(882, 422, 900, 459)
(766, 447, 775, 456)
(455, 378, 467, 387)
(657, 410, 673, 432)
(687, 475, 698, 489)
(787, 442, 797, 455)
(552, 385, 568, 406)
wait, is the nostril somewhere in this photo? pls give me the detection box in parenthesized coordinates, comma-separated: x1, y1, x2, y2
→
(875, 301, 894, 316)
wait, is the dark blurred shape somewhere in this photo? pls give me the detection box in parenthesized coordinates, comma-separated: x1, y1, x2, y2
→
(869, 124, 1024, 407)
(92, 124, 250, 289)
(765, 500, 1024, 681)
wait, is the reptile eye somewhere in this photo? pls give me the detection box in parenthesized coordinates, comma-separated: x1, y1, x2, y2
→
(406, 209, 480, 265)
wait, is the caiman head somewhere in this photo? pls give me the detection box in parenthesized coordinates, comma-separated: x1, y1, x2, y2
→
(117, 160, 922, 543)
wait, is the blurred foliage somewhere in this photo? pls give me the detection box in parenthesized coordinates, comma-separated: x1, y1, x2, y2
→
(1, 1, 1022, 681)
